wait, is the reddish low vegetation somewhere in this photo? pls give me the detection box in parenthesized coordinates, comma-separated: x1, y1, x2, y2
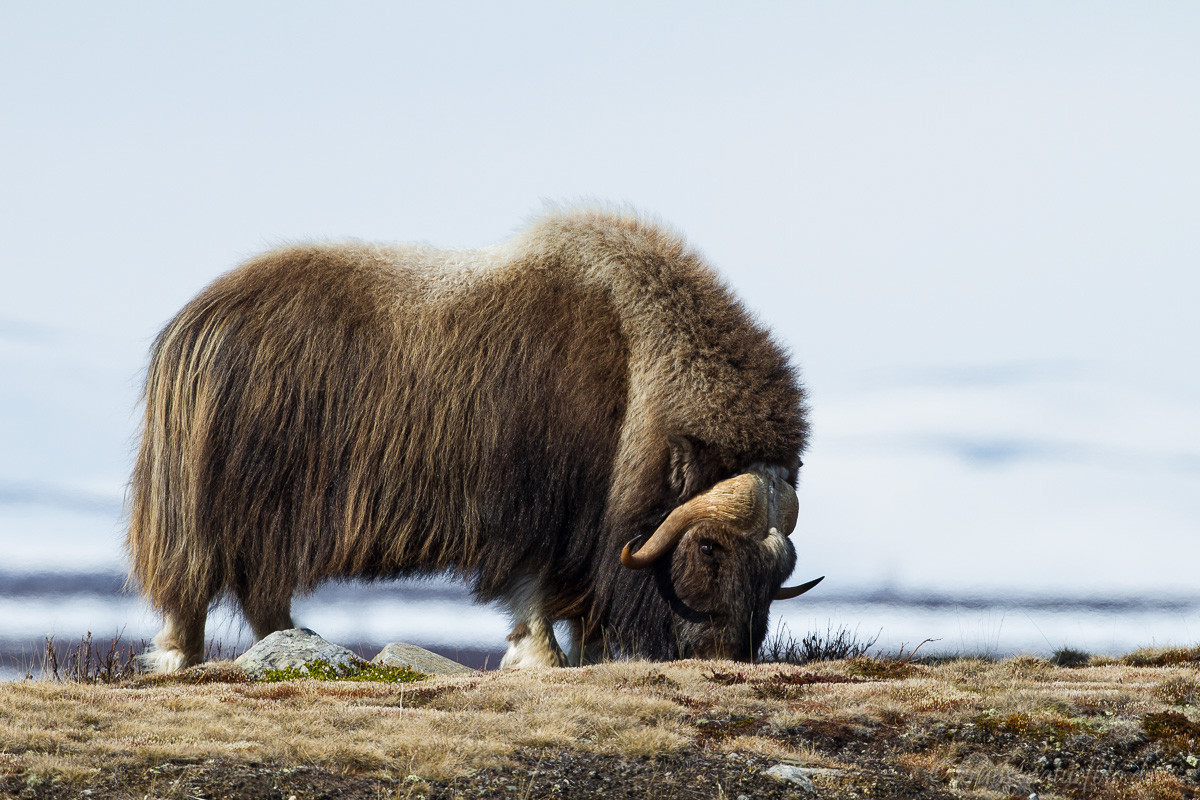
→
(4, 647, 1200, 799)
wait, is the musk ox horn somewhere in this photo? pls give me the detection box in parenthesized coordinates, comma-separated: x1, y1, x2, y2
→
(774, 574, 824, 600)
(621, 473, 767, 570)
(764, 470, 799, 537)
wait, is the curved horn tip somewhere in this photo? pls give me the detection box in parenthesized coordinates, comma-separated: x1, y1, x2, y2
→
(774, 575, 824, 601)
(620, 538, 652, 570)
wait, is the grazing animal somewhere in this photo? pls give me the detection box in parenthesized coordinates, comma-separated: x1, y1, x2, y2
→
(126, 208, 822, 672)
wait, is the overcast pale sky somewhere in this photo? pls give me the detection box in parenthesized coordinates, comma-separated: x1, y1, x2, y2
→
(1, 3, 1197, 599)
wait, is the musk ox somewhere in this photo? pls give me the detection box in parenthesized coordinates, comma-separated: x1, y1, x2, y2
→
(127, 208, 822, 673)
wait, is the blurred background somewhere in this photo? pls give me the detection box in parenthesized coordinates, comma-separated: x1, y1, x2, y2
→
(2, 2, 1197, 677)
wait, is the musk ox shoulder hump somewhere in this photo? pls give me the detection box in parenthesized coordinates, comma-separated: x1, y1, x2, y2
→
(508, 208, 807, 469)
(198, 208, 804, 470)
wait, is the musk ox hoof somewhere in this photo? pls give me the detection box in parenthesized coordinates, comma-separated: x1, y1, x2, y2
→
(499, 646, 568, 670)
(138, 646, 191, 674)
(499, 623, 569, 669)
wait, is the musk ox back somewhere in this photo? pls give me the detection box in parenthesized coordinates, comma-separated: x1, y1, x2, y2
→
(127, 208, 820, 672)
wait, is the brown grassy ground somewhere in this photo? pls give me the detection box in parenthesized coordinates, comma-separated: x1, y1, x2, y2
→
(3, 652, 1200, 799)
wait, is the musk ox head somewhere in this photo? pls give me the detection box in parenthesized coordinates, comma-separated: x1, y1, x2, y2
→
(620, 466, 822, 661)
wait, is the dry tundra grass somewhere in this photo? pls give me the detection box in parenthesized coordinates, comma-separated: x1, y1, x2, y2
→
(4, 648, 1200, 799)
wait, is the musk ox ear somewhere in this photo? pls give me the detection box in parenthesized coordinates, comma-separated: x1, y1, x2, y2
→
(666, 435, 708, 499)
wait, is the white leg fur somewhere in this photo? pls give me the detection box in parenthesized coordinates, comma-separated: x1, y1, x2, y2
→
(499, 574, 567, 669)
(140, 612, 204, 673)
(141, 643, 189, 674)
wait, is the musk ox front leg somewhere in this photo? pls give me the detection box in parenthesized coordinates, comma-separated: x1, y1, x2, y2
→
(566, 619, 607, 667)
(499, 574, 568, 669)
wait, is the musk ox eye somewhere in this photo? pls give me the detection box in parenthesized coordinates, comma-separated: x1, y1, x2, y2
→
(699, 542, 717, 558)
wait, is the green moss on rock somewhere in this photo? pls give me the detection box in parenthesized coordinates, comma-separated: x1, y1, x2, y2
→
(258, 658, 428, 684)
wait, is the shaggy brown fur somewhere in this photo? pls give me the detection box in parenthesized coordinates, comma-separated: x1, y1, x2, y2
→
(127, 208, 809, 669)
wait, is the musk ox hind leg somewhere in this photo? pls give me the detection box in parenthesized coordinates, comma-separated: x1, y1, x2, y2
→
(142, 606, 207, 673)
(499, 574, 568, 669)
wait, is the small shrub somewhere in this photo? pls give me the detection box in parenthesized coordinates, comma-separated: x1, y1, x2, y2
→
(751, 671, 862, 700)
(258, 658, 427, 684)
(1155, 675, 1200, 707)
(41, 632, 143, 684)
(128, 662, 251, 687)
(692, 714, 763, 743)
(1051, 648, 1093, 668)
(955, 752, 1034, 797)
(1143, 711, 1200, 754)
(703, 669, 749, 686)
(1137, 772, 1192, 800)
(759, 623, 880, 665)
(1122, 647, 1200, 667)
(1144, 711, 1200, 740)
(973, 710, 1094, 741)
(846, 657, 915, 680)
(203, 639, 244, 662)
(619, 671, 680, 692)
(917, 653, 999, 667)
(1000, 655, 1054, 680)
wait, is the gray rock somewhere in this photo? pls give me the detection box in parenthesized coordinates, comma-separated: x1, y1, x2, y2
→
(234, 628, 362, 677)
(763, 764, 844, 791)
(764, 765, 815, 792)
(371, 642, 476, 675)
